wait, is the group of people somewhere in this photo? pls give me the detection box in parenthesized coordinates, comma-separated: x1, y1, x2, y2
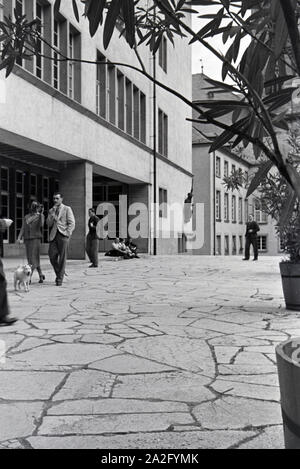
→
(105, 238, 139, 259)
(0, 194, 141, 326)
(0, 193, 75, 326)
(16, 193, 76, 286)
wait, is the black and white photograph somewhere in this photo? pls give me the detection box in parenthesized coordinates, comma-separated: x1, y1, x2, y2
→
(0, 0, 300, 453)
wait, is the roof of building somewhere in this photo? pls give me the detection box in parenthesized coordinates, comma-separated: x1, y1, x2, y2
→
(192, 73, 256, 165)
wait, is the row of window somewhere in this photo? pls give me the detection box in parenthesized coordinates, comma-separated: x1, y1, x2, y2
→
(216, 234, 268, 256)
(216, 156, 248, 181)
(7, 0, 169, 153)
(215, 191, 268, 224)
(0, 166, 59, 242)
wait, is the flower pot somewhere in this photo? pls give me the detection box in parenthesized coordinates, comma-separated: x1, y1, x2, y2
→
(276, 338, 300, 449)
(280, 262, 300, 311)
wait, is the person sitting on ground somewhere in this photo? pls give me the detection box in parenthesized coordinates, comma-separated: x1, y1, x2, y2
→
(105, 238, 131, 259)
(125, 238, 140, 258)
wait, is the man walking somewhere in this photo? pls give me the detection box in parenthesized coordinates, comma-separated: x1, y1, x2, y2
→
(86, 208, 100, 268)
(47, 193, 75, 286)
(243, 215, 260, 261)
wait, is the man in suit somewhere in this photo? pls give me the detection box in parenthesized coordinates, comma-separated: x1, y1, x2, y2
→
(47, 193, 75, 286)
(243, 215, 260, 261)
(0, 218, 17, 326)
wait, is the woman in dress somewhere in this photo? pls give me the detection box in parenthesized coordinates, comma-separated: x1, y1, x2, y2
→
(17, 201, 45, 283)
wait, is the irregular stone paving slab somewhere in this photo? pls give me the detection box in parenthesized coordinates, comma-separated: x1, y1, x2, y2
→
(214, 347, 241, 364)
(237, 425, 284, 449)
(80, 334, 123, 344)
(38, 413, 193, 435)
(53, 370, 115, 400)
(10, 338, 53, 353)
(191, 319, 258, 335)
(48, 398, 189, 415)
(216, 374, 279, 386)
(28, 322, 80, 330)
(209, 335, 271, 347)
(27, 430, 258, 449)
(194, 396, 282, 429)
(0, 402, 44, 441)
(113, 372, 214, 402)
(89, 354, 176, 374)
(0, 371, 65, 400)
(233, 352, 274, 366)
(219, 364, 276, 375)
(118, 336, 214, 376)
(2, 344, 119, 370)
(212, 379, 280, 401)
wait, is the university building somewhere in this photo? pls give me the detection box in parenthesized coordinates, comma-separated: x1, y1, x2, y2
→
(0, 0, 192, 257)
(192, 74, 280, 256)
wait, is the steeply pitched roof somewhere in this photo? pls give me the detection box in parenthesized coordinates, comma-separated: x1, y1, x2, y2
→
(192, 73, 256, 164)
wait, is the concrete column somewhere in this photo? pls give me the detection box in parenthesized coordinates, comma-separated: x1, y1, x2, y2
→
(128, 183, 150, 253)
(59, 161, 93, 259)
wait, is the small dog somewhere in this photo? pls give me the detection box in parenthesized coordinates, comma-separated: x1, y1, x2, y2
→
(14, 264, 32, 292)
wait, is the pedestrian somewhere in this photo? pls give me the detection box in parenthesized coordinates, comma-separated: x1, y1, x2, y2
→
(47, 193, 75, 286)
(86, 208, 100, 268)
(17, 201, 45, 283)
(243, 215, 260, 261)
(0, 218, 17, 326)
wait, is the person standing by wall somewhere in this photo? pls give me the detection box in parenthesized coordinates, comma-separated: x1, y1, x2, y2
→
(243, 215, 260, 261)
(86, 208, 100, 268)
(17, 201, 45, 283)
(47, 193, 75, 286)
(0, 218, 17, 326)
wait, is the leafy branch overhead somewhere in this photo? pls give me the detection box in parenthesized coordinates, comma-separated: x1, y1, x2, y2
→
(1, 0, 300, 204)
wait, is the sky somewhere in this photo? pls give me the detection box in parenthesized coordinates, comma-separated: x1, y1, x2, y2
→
(191, 5, 249, 80)
(191, 6, 224, 79)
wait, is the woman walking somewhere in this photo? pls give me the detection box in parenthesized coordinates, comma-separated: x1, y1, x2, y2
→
(17, 201, 45, 283)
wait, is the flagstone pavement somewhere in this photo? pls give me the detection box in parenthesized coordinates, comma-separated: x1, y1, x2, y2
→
(0, 254, 297, 449)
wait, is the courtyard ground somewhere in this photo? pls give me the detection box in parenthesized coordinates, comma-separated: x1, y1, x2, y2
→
(0, 254, 297, 449)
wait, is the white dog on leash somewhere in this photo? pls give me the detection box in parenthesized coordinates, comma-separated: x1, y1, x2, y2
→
(14, 265, 32, 292)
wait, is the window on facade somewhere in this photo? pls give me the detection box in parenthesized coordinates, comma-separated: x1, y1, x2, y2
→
(107, 63, 116, 125)
(244, 199, 249, 221)
(216, 235, 221, 255)
(15, 0, 24, 66)
(224, 160, 229, 178)
(158, 109, 168, 157)
(0, 167, 9, 242)
(278, 236, 284, 252)
(158, 36, 167, 72)
(239, 235, 243, 254)
(133, 86, 140, 140)
(43, 177, 49, 243)
(159, 188, 168, 218)
(125, 78, 132, 135)
(53, 19, 60, 89)
(257, 235, 267, 252)
(140, 92, 146, 144)
(96, 52, 106, 118)
(224, 235, 229, 255)
(238, 197, 243, 223)
(254, 199, 268, 223)
(30, 174, 37, 200)
(216, 156, 221, 178)
(35, 1, 44, 79)
(232, 164, 236, 173)
(232, 235, 237, 255)
(68, 31, 75, 98)
(117, 71, 125, 131)
(15, 171, 24, 239)
(216, 190, 221, 221)
(224, 193, 229, 221)
(232, 195, 236, 222)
